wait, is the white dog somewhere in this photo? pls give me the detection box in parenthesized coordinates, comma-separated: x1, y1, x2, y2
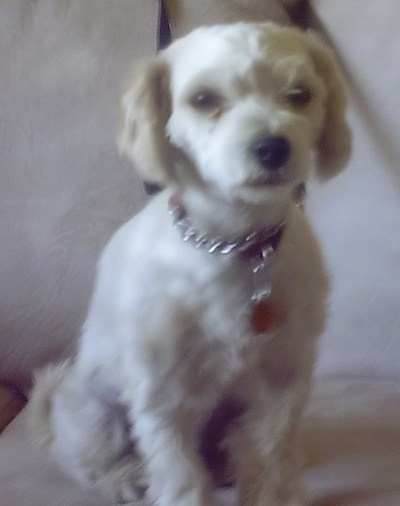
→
(28, 22, 351, 506)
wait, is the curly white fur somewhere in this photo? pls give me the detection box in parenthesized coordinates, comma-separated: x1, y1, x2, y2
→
(28, 22, 350, 506)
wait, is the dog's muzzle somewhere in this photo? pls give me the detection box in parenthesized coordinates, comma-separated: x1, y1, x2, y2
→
(250, 135, 291, 185)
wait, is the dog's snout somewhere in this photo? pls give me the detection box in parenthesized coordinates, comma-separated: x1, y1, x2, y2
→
(252, 136, 291, 171)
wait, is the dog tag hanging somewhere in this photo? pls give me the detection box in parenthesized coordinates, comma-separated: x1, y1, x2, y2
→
(248, 245, 281, 335)
(251, 299, 281, 334)
(249, 245, 273, 302)
(169, 193, 286, 336)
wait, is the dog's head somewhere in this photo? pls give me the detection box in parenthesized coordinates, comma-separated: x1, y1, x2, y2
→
(119, 22, 351, 202)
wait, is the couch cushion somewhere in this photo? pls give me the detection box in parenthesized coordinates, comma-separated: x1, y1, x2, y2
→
(303, 380, 400, 505)
(0, 406, 108, 506)
(306, 0, 400, 382)
(1, 380, 399, 505)
(0, 0, 158, 393)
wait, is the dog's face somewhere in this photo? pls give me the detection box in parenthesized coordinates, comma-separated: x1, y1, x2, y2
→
(120, 23, 351, 203)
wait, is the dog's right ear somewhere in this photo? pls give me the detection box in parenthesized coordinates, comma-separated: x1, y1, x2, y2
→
(303, 32, 352, 180)
(118, 58, 171, 186)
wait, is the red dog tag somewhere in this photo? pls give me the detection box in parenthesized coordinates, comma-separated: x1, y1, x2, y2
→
(251, 299, 281, 334)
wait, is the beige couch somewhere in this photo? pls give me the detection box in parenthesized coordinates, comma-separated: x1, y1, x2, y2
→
(1, 1, 399, 504)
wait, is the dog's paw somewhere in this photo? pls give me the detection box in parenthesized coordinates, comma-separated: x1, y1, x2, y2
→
(96, 457, 147, 504)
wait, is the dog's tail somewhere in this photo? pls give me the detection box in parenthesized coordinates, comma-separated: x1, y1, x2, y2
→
(27, 361, 70, 447)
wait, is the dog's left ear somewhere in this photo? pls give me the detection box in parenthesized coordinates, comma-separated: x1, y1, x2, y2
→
(118, 57, 172, 186)
(305, 33, 352, 180)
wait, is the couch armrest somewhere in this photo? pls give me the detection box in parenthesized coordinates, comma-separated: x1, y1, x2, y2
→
(0, 385, 25, 433)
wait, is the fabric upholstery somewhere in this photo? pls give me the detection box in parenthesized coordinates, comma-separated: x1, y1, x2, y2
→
(0, 0, 158, 393)
(307, 0, 400, 382)
(0, 380, 399, 505)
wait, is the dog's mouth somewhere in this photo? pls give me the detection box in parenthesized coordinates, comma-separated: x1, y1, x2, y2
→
(247, 168, 290, 187)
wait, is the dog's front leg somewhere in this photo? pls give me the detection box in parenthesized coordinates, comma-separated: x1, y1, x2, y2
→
(131, 406, 215, 506)
(231, 379, 309, 506)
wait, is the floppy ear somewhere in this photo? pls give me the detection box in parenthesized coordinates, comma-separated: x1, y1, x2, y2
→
(118, 58, 172, 185)
(305, 33, 352, 180)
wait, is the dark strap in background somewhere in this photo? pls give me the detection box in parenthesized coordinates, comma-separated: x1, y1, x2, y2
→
(158, 0, 172, 50)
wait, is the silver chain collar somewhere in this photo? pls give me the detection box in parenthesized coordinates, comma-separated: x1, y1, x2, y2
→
(168, 198, 284, 257)
(168, 196, 287, 304)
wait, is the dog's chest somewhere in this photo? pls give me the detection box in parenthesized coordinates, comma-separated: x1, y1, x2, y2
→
(197, 266, 254, 339)
(181, 254, 277, 362)
(182, 244, 277, 333)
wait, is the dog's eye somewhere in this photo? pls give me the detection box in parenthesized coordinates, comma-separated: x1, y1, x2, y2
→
(189, 90, 223, 111)
(286, 86, 313, 107)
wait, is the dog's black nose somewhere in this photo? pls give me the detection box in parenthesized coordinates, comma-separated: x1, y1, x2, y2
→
(252, 136, 291, 171)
